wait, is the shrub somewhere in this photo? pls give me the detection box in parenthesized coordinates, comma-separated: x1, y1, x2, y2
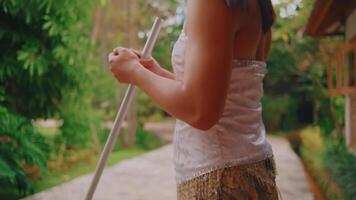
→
(0, 106, 50, 195)
(59, 106, 94, 149)
(324, 142, 356, 200)
(0, 0, 103, 195)
(135, 127, 163, 150)
(137, 91, 166, 125)
(300, 127, 344, 200)
(0, 0, 96, 118)
(262, 95, 299, 131)
(0, 0, 103, 148)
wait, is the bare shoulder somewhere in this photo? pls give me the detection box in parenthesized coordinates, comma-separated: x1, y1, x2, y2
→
(185, 0, 240, 38)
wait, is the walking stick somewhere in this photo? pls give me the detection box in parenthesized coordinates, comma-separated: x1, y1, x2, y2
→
(85, 17, 162, 200)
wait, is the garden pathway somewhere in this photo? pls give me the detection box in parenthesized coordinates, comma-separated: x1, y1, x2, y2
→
(23, 121, 314, 200)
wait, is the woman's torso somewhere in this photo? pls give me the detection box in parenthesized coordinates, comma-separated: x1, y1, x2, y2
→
(172, 0, 273, 184)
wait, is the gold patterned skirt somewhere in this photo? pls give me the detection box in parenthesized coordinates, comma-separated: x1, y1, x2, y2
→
(177, 157, 279, 200)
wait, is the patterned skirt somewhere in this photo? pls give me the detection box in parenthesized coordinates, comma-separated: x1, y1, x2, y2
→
(177, 157, 279, 200)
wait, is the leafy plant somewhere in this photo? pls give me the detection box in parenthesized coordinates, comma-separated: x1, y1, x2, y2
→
(135, 127, 163, 150)
(324, 142, 356, 200)
(263, 0, 343, 132)
(0, 0, 95, 118)
(300, 127, 344, 200)
(0, 0, 104, 196)
(0, 106, 50, 195)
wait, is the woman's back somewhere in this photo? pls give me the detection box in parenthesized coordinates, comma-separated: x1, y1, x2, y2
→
(182, 0, 274, 70)
(172, 0, 275, 185)
(230, 0, 274, 61)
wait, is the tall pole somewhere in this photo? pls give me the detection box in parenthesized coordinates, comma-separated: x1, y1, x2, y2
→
(85, 17, 162, 200)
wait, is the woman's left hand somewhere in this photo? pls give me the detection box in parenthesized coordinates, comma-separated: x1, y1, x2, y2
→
(108, 47, 141, 84)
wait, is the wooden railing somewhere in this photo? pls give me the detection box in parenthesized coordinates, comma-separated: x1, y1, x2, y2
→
(328, 40, 356, 96)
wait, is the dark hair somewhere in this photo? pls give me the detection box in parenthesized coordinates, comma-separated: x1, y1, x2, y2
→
(226, 0, 276, 33)
(256, 0, 275, 33)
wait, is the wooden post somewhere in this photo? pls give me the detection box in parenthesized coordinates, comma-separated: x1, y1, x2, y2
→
(345, 95, 356, 152)
(123, 0, 138, 148)
(327, 25, 356, 153)
(345, 10, 356, 153)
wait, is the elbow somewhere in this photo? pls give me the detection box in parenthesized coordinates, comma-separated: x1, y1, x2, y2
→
(189, 111, 221, 131)
(182, 91, 225, 131)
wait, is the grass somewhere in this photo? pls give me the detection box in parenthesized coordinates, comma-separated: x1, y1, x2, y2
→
(30, 126, 163, 193)
(33, 147, 146, 192)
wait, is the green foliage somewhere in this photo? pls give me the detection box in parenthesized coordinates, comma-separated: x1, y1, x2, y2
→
(98, 126, 164, 152)
(0, 0, 108, 195)
(0, 106, 50, 195)
(324, 142, 356, 200)
(317, 97, 345, 136)
(299, 127, 354, 200)
(0, 0, 95, 118)
(264, 0, 343, 132)
(135, 127, 163, 150)
(262, 95, 298, 130)
(137, 91, 165, 124)
(300, 127, 324, 161)
(299, 127, 343, 199)
(33, 147, 145, 193)
(59, 106, 92, 149)
(0, 0, 109, 145)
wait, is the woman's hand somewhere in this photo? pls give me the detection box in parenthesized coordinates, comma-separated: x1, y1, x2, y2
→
(131, 49, 161, 73)
(131, 49, 175, 80)
(108, 47, 141, 84)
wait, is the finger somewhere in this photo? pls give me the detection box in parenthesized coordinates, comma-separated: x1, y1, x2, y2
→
(117, 48, 130, 55)
(119, 48, 140, 59)
(108, 52, 113, 62)
(130, 49, 153, 61)
(113, 47, 126, 56)
(140, 59, 155, 69)
(108, 52, 118, 63)
(131, 49, 142, 58)
(113, 47, 124, 53)
(140, 59, 153, 65)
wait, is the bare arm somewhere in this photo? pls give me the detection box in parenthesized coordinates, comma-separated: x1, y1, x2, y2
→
(151, 65, 175, 80)
(112, 0, 237, 130)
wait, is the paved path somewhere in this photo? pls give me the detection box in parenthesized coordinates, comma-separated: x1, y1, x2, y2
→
(24, 127, 314, 200)
(270, 136, 314, 200)
(23, 145, 176, 200)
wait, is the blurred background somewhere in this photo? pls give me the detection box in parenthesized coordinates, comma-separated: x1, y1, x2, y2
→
(0, 0, 355, 199)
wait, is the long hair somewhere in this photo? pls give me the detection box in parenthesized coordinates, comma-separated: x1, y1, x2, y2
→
(226, 0, 276, 33)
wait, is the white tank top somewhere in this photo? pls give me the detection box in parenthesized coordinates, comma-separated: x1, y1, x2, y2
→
(171, 30, 273, 184)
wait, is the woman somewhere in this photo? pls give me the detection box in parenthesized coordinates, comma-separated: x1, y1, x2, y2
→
(109, 0, 278, 199)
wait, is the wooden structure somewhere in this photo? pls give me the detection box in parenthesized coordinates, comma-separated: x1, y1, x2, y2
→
(328, 40, 356, 96)
(305, 0, 356, 37)
(305, 0, 356, 152)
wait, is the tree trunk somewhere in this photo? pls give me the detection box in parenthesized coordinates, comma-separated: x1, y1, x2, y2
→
(118, 0, 137, 148)
(91, 6, 102, 44)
